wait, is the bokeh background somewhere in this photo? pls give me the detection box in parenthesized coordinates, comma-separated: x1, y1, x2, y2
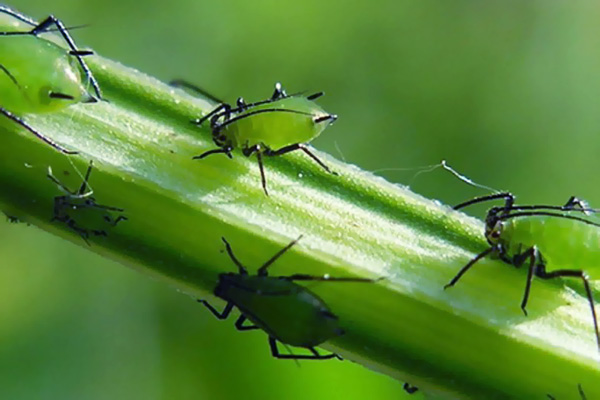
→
(2, 1, 600, 399)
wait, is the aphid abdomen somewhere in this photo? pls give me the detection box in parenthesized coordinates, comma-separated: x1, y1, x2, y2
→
(0, 36, 87, 114)
(226, 110, 317, 151)
(216, 275, 341, 347)
(504, 216, 600, 276)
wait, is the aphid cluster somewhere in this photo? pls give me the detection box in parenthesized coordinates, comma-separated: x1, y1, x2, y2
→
(4, 4, 599, 398)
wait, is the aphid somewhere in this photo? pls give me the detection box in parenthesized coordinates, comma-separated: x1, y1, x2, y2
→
(48, 161, 127, 245)
(0, 6, 102, 154)
(444, 192, 600, 350)
(402, 383, 419, 394)
(198, 236, 378, 360)
(171, 80, 338, 195)
(547, 384, 587, 400)
(2, 211, 21, 223)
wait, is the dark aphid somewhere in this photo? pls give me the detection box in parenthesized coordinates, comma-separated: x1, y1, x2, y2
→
(199, 236, 379, 360)
(403, 383, 419, 394)
(445, 192, 600, 351)
(547, 383, 587, 400)
(2, 211, 21, 224)
(48, 161, 127, 245)
(171, 80, 338, 196)
(0, 6, 101, 154)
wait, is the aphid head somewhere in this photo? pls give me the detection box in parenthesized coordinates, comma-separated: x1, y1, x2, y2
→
(214, 273, 233, 297)
(484, 207, 504, 245)
(212, 126, 233, 149)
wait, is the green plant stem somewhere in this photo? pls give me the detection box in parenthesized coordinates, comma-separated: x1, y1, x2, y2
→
(0, 55, 598, 399)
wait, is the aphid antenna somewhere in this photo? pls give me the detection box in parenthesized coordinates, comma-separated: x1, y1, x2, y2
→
(371, 164, 440, 174)
(0, 107, 77, 154)
(0, 6, 36, 26)
(280, 274, 382, 283)
(221, 236, 249, 275)
(498, 211, 600, 229)
(452, 192, 514, 211)
(66, 157, 96, 197)
(333, 141, 346, 163)
(0, 64, 19, 87)
(169, 79, 224, 104)
(495, 201, 600, 215)
(257, 235, 304, 276)
(0, 24, 91, 36)
(47, 164, 94, 198)
(441, 160, 500, 194)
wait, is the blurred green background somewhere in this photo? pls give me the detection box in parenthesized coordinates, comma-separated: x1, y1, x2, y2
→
(2, 0, 600, 399)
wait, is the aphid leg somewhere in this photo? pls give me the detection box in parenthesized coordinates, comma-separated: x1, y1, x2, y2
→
(562, 196, 592, 215)
(403, 383, 419, 394)
(264, 143, 338, 176)
(271, 83, 287, 100)
(268, 337, 338, 360)
(512, 246, 541, 316)
(256, 236, 303, 277)
(234, 315, 259, 331)
(77, 161, 94, 195)
(282, 273, 380, 283)
(0, 107, 77, 154)
(546, 395, 555, 400)
(444, 246, 497, 289)
(91, 229, 108, 237)
(169, 79, 223, 104)
(243, 145, 269, 196)
(536, 267, 600, 350)
(563, 196, 588, 210)
(0, 6, 37, 26)
(221, 237, 248, 274)
(256, 151, 269, 196)
(68, 219, 91, 246)
(579, 384, 587, 400)
(453, 192, 515, 212)
(197, 299, 234, 320)
(236, 97, 247, 111)
(103, 214, 128, 226)
(27, 15, 102, 100)
(193, 147, 234, 160)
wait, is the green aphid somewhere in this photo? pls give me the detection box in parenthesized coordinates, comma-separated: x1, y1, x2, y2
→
(48, 161, 127, 245)
(172, 80, 338, 195)
(199, 236, 378, 360)
(0, 6, 102, 154)
(547, 383, 587, 400)
(445, 192, 600, 352)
